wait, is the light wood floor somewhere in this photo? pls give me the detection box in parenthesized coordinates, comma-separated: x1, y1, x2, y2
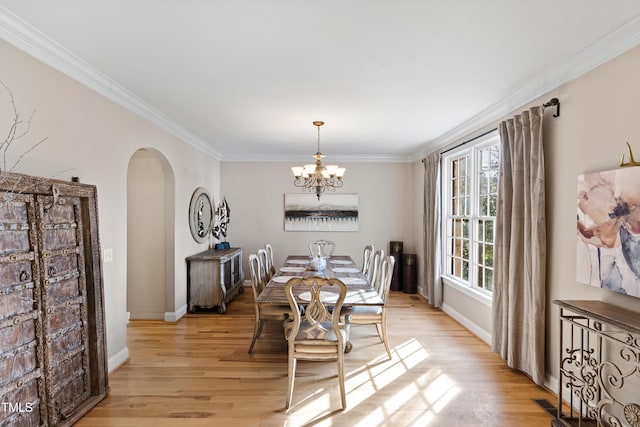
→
(77, 290, 556, 427)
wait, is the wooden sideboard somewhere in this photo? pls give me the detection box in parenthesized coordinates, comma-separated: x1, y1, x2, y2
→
(186, 247, 243, 313)
(553, 300, 640, 427)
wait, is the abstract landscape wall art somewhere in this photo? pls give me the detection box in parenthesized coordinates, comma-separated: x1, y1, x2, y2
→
(284, 193, 358, 232)
(577, 167, 640, 299)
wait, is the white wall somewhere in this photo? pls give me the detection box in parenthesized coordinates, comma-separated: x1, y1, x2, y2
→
(0, 40, 221, 371)
(416, 44, 640, 390)
(221, 161, 417, 276)
(127, 149, 167, 320)
(543, 44, 640, 381)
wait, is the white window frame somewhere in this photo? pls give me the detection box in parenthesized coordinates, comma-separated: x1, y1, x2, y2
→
(440, 131, 500, 306)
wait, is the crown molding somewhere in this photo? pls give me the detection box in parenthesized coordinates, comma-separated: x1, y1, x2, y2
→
(222, 153, 414, 163)
(2, 5, 639, 165)
(0, 6, 222, 160)
(410, 14, 640, 162)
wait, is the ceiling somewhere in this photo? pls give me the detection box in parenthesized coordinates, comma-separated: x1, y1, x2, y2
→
(1, 1, 640, 162)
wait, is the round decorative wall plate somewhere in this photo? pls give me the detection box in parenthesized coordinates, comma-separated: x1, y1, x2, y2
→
(188, 187, 214, 243)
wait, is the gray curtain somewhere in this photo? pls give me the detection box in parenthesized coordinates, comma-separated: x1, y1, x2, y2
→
(423, 152, 442, 308)
(492, 106, 546, 385)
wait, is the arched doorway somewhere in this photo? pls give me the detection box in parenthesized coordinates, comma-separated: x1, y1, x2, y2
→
(126, 148, 176, 320)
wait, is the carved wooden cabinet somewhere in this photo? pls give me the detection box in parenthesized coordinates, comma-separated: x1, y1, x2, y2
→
(186, 247, 243, 314)
(0, 172, 108, 427)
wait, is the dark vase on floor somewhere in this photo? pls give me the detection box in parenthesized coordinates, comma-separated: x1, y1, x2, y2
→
(389, 241, 403, 291)
(402, 254, 417, 294)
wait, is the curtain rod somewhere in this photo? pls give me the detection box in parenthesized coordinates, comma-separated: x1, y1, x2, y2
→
(430, 97, 561, 160)
(438, 127, 498, 156)
(543, 97, 560, 117)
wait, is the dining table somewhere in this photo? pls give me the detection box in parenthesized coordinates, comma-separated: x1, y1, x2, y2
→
(257, 254, 382, 353)
(256, 254, 384, 307)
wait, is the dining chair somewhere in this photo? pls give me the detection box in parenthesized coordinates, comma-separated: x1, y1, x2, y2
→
(257, 248, 273, 282)
(248, 254, 292, 353)
(264, 243, 276, 278)
(367, 249, 385, 292)
(283, 276, 350, 409)
(340, 255, 395, 360)
(308, 239, 336, 258)
(361, 244, 374, 276)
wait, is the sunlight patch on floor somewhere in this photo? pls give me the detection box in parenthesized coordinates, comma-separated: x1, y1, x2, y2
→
(284, 339, 460, 426)
(348, 339, 458, 427)
(422, 373, 460, 413)
(285, 386, 338, 426)
(343, 379, 376, 408)
(369, 360, 408, 390)
(395, 338, 430, 369)
(353, 406, 386, 427)
(348, 338, 431, 394)
(384, 378, 421, 413)
(407, 410, 436, 427)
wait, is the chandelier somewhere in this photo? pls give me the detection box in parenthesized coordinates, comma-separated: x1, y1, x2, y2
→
(291, 121, 345, 200)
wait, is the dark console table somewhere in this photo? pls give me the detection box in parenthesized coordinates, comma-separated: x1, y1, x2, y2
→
(553, 300, 640, 427)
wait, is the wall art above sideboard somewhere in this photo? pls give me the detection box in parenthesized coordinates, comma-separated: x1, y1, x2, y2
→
(577, 166, 640, 299)
(284, 193, 358, 232)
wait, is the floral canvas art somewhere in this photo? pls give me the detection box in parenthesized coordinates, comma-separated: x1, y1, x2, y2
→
(577, 168, 640, 298)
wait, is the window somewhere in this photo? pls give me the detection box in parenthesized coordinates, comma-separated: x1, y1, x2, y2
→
(441, 132, 500, 295)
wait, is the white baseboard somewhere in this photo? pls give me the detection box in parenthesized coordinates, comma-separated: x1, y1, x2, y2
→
(441, 304, 562, 402)
(108, 347, 129, 373)
(545, 372, 585, 412)
(164, 304, 187, 322)
(129, 311, 164, 320)
(441, 302, 492, 345)
(545, 372, 558, 395)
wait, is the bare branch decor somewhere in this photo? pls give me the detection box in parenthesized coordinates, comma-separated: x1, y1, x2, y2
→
(0, 80, 48, 174)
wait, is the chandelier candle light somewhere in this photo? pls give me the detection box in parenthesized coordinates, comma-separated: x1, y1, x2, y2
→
(291, 121, 345, 200)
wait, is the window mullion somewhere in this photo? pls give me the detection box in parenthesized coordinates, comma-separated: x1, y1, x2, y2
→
(469, 146, 478, 290)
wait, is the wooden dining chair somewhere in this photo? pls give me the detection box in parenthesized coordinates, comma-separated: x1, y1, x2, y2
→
(248, 254, 292, 353)
(308, 239, 335, 258)
(264, 243, 276, 278)
(257, 248, 273, 282)
(361, 244, 374, 276)
(367, 249, 385, 292)
(284, 276, 350, 409)
(341, 255, 395, 360)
